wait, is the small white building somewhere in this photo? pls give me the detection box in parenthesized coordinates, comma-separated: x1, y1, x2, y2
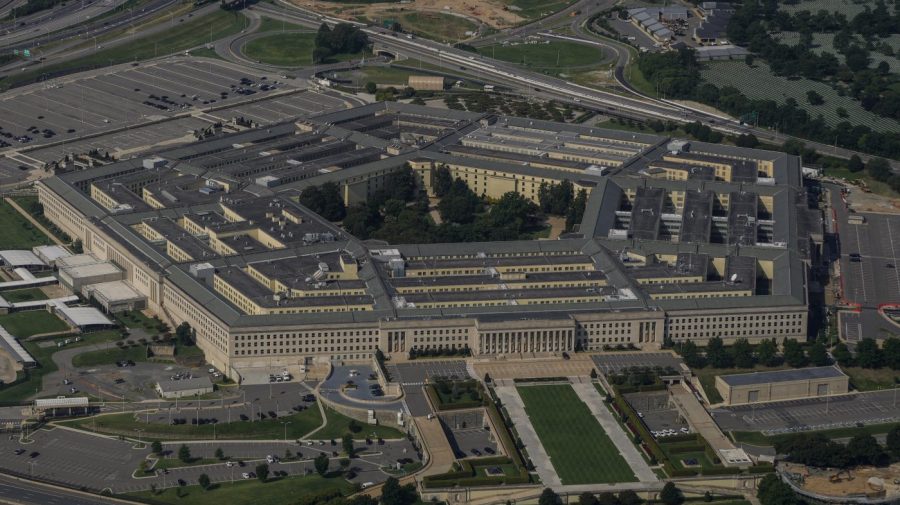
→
(32, 245, 71, 267)
(0, 250, 47, 271)
(81, 281, 146, 313)
(57, 254, 123, 292)
(156, 376, 214, 399)
(51, 304, 114, 331)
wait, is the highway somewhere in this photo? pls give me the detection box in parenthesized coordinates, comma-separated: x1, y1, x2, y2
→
(0, 472, 126, 505)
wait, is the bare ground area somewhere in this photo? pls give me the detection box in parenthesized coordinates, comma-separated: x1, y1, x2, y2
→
(289, 0, 525, 29)
(784, 462, 900, 499)
(0, 349, 20, 384)
(545, 215, 565, 239)
(847, 190, 900, 215)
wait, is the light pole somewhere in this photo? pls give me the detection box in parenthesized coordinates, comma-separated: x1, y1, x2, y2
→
(135, 428, 144, 446)
(282, 421, 292, 441)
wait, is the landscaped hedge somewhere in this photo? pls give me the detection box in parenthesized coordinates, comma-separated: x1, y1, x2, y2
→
(422, 456, 530, 488)
(425, 383, 484, 411)
(614, 383, 667, 394)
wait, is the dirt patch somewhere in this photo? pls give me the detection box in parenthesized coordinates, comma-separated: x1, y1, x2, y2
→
(290, 0, 525, 29)
(544, 216, 565, 239)
(0, 349, 21, 384)
(846, 189, 900, 215)
(786, 462, 900, 499)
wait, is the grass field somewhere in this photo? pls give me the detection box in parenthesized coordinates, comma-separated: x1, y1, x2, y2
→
(1, 9, 247, 90)
(0, 288, 48, 303)
(700, 60, 900, 133)
(314, 406, 404, 440)
(842, 367, 899, 391)
(503, 0, 576, 19)
(256, 16, 305, 33)
(0, 200, 52, 249)
(243, 32, 316, 67)
(397, 11, 479, 42)
(10, 195, 70, 243)
(0, 330, 120, 403)
(478, 40, 604, 76)
(128, 473, 353, 505)
(71, 344, 149, 368)
(62, 407, 323, 440)
(517, 384, 636, 484)
(0, 311, 69, 337)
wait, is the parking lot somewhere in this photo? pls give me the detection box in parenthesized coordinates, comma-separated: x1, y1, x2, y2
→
(712, 389, 900, 435)
(438, 410, 497, 459)
(319, 364, 404, 411)
(591, 352, 684, 375)
(623, 391, 688, 437)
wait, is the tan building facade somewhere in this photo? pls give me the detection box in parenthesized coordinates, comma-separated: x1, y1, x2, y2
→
(715, 366, 849, 405)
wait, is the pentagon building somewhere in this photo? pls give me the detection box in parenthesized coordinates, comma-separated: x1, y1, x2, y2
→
(37, 103, 817, 379)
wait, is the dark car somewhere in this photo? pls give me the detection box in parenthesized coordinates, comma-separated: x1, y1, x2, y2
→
(29, 452, 39, 458)
(13, 449, 25, 455)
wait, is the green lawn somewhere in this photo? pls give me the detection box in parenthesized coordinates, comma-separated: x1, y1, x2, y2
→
(0, 200, 52, 249)
(477, 41, 603, 76)
(62, 406, 323, 440)
(243, 32, 316, 67)
(0, 330, 120, 403)
(71, 344, 149, 368)
(256, 16, 305, 33)
(517, 384, 636, 484)
(314, 406, 405, 440)
(0, 288, 48, 303)
(127, 473, 353, 505)
(115, 310, 163, 333)
(504, 0, 575, 19)
(398, 11, 478, 42)
(0, 311, 69, 337)
(841, 367, 898, 392)
(0, 9, 247, 90)
(10, 195, 71, 243)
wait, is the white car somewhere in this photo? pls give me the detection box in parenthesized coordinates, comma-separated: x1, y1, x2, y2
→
(226, 461, 234, 467)
(266, 455, 275, 464)
(241, 472, 251, 479)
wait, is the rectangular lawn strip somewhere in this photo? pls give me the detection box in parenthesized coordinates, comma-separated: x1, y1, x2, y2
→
(0, 330, 120, 403)
(60, 406, 323, 440)
(842, 367, 900, 391)
(517, 384, 637, 484)
(126, 473, 353, 505)
(0, 287, 48, 303)
(0, 199, 52, 249)
(314, 406, 404, 440)
(71, 343, 149, 368)
(0, 311, 70, 337)
(504, 0, 575, 19)
(731, 422, 900, 447)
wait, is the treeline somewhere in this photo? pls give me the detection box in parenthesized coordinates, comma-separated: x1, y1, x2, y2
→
(675, 337, 830, 370)
(4, 0, 62, 20)
(314, 23, 369, 63)
(830, 337, 900, 370)
(757, 474, 803, 505)
(776, 428, 900, 469)
(537, 180, 588, 233)
(298, 182, 346, 221)
(637, 47, 900, 161)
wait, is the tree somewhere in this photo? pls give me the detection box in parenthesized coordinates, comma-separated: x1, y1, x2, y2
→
(365, 82, 377, 94)
(618, 491, 642, 505)
(484, 372, 492, 383)
(678, 341, 704, 368)
(756, 338, 779, 367)
(659, 482, 683, 505)
(757, 474, 799, 505)
(734, 133, 759, 148)
(808, 341, 829, 366)
(433, 165, 453, 197)
(883, 337, 900, 370)
(198, 473, 211, 490)
(342, 433, 355, 458)
(732, 338, 755, 368)
(539, 488, 562, 505)
(150, 440, 163, 455)
(706, 337, 732, 368)
(438, 178, 481, 224)
(782, 338, 808, 367)
(175, 323, 193, 347)
(138, 459, 148, 474)
(832, 342, 853, 366)
(214, 447, 225, 460)
(579, 492, 599, 505)
(256, 463, 269, 482)
(867, 157, 892, 182)
(381, 477, 417, 505)
(348, 419, 361, 433)
(314, 453, 329, 476)
(887, 425, 900, 459)
(178, 444, 192, 463)
(590, 368, 598, 379)
(596, 492, 619, 505)
(856, 338, 883, 368)
(847, 433, 886, 466)
(806, 90, 824, 105)
(848, 154, 865, 173)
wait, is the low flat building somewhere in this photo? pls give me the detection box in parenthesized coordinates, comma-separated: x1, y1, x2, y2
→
(715, 366, 849, 405)
(57, 254, 124, 292)
(0, 250, 46, 272)
(156, 376, 214, 399)
(51, 304, 114, 331)
(32, 245, 71, 267)
(407, 75, 445, 91)
(81, 281, 146, 313)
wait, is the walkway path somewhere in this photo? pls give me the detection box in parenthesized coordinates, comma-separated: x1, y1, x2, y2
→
(570, 381, 657, 482)
(494, 384, 561, 486)
(670, 385, 737, 458)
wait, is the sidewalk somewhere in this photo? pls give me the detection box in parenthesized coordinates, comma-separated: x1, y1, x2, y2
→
(570, 381, 657, 482)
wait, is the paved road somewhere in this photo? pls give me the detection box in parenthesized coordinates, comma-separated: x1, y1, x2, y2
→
(570, 381, 656, 482)
(0, 473, 127, 505)
(494, 384, 561, 486)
